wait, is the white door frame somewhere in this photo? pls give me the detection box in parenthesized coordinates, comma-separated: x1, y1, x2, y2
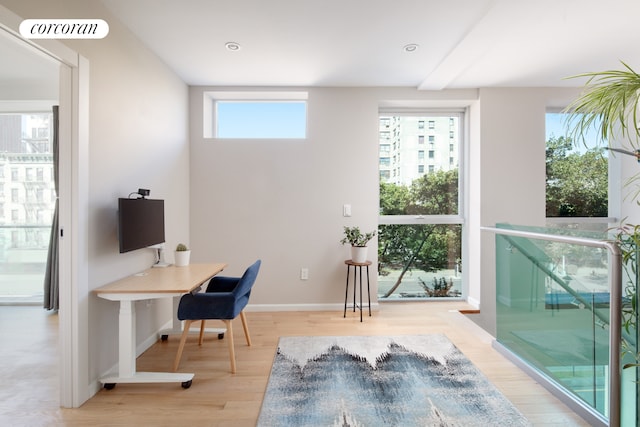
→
(0, 5, 89, 408)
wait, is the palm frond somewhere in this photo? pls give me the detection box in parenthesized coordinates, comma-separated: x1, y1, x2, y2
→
(564, 61, 640, 150)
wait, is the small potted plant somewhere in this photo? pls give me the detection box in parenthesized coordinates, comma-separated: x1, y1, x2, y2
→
(174, 243, 191, 266)
(340, 226, 376, 263)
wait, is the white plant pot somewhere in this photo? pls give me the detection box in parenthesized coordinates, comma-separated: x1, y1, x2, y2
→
(174, 250, 191, 266)
(351, 246, 368, 263)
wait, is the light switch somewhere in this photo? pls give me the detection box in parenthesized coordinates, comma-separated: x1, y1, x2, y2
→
(343, 204, 352, 217)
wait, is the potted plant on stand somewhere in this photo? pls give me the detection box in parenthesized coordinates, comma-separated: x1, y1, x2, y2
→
(174, 243, 191, 266)
(340, 226, 376, 263)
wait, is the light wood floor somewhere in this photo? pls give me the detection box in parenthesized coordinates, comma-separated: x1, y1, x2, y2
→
(0, 302, 591, 426)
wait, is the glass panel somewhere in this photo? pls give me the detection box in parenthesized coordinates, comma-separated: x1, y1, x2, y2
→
(494, 224, 612, 418)
(379, 114, 460, 214)
(0, 113, 55, 302)
(378, 224, 461, 299)
(617, 228, 640, 426)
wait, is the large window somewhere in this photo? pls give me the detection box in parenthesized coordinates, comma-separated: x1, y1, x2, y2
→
(378, 111, 464, 300)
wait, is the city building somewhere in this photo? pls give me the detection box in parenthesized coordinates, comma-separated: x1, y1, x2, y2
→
(0, 113, 54, 274)
(379, 115, 459, 186)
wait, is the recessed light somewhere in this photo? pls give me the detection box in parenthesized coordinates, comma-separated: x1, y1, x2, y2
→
(403, 43, 419, 53)
(225, 41, 241, 51)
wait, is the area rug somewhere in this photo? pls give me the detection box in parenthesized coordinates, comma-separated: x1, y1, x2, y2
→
(257, 334, 530, 426)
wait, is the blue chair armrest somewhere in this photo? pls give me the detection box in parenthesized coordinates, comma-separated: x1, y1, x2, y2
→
(177, 292, 237, 320)
(206, 276, 239, 293)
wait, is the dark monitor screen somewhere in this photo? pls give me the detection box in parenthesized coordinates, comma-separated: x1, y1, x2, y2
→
(117, 198, 165, 253)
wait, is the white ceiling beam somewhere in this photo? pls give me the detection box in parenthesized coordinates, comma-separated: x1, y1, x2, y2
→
(419, 1, 515, 90)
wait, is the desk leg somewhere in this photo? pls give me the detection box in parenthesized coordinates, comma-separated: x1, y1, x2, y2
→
(99, 299, 195, 389)
(119, 300, 136, 378)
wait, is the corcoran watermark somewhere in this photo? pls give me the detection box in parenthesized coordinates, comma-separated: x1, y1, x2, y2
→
(19, 19, 109, 39)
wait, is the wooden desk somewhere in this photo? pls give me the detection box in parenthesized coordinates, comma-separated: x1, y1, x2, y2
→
(94, 262, 227, 389)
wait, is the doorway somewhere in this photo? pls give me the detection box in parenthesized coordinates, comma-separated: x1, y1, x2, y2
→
(0, 8, 88, 407)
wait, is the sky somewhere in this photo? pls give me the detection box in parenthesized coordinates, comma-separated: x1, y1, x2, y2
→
(546, 112, 603, 152)
(216, 101, 306, 139)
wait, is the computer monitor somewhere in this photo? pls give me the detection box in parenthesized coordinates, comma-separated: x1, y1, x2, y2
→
(117, 198, 165, 253)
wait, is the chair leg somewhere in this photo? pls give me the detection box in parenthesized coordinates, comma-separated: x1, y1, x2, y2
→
(198, 319, 206, 345)
(240, 311, 252, 346)
(223, 319, 236, 374)
(173, 319, 194, 372)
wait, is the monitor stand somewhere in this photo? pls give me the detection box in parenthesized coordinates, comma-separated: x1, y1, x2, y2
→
(150, 245, 170, 267)
(153, 261, 170, 268)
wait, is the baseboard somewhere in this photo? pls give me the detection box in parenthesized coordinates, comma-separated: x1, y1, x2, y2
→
(466, 295, 480, 309)
(245, 303, 380, 312)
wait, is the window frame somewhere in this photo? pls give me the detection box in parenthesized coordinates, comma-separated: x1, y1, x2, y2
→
(203, 91, 308, 140)
(378, 109, 465, 226)
(544, 109, 612, 222)
(377, 108, 467, 301)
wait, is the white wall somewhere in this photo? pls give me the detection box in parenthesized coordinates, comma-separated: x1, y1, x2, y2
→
(0, 0, 190, 399)
(190, 86, 588, 336)
(83, 17, 189, 386)
(189, 87, 477, 308)
(473, 87, 581, 335)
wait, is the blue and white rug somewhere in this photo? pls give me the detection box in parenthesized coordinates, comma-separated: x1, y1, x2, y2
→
(257, 334, 531, 426)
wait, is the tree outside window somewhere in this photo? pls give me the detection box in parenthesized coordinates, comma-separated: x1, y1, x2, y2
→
(545, 113, 608, 218)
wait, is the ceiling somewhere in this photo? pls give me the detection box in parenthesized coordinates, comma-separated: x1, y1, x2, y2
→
(100, 0, 640, 89)
(0, 30, 59, 98)
(2, 0, 639, 91)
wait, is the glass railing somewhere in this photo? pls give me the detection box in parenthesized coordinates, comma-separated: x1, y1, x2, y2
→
(483, 224, 627, 427)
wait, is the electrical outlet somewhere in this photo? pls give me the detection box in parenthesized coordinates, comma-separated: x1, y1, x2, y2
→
(300, 268, 309, 280)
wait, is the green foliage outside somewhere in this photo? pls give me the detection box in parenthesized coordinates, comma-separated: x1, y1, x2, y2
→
(378, 169, 461, 298)
(546, 135, 608, 217)
(378, 137, 607, 299)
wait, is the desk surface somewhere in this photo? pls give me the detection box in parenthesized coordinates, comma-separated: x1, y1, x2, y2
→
(94, 263, 227, 295)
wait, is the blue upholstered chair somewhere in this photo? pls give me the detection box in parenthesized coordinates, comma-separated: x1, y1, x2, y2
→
(173, 260, 261, 373)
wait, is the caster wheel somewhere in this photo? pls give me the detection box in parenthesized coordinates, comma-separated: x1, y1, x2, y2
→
(104, 383, 116, 390)
(161, 334, 168, 341)
(181, 380, 192, 389)
(218, 333, 224, 340)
